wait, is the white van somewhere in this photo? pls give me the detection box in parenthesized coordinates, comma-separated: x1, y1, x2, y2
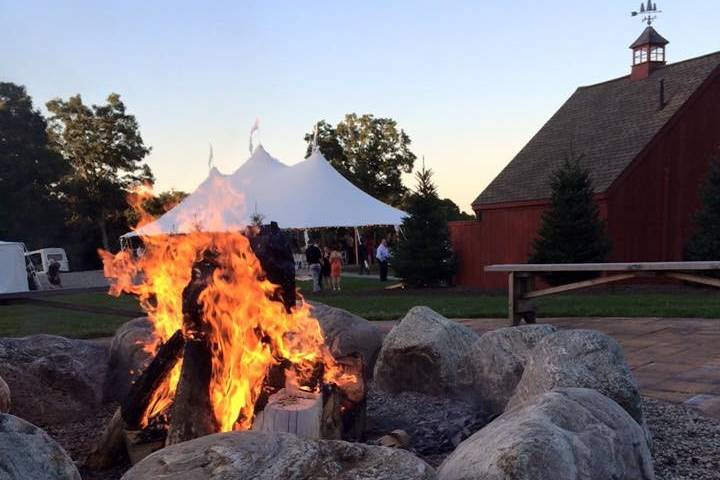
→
(25, 248, 70, 273)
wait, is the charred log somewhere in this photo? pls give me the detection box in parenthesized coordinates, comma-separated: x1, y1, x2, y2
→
(84, 407, 127, 470)
(120, 329, 185, 429)
(336, 354, 367, 441)
(166, 252, 220, 445)
(249, 221, 296, 312)
(165, 336, 219, 445)
(253, 358, 290, 416)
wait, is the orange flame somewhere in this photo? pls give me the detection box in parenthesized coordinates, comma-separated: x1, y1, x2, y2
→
(101, 184, 353, 431)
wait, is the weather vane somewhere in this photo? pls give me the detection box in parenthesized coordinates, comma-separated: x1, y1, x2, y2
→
(631, 1, 662, 26)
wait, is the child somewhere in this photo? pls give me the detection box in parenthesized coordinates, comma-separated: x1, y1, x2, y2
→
(330, 247, 343, 291)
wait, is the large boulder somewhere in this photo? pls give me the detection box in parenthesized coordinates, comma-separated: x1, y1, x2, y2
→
(455, 324, 556, 416)
(0, 375, 10, 413)
(0, 335, 109, 425)
(311, 303, 383, 379)
(374, 306, 478, 395)
(438, 388, 655, 480)
(102, 317, 156, 403)
(507, 329, 644, 425)
(0, 413, 81, 479)
(122, 430, 437, 480)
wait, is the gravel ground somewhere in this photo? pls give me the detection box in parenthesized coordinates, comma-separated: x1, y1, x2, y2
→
(644, 397, 720, 480)
(365, 384, 488, 465)
(37, 391, 719, 479)
(39, 403, 127, 480)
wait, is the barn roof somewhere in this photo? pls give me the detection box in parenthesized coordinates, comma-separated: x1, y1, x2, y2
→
(473, 51, 720, 207)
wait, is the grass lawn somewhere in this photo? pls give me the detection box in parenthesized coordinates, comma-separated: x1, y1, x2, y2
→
(0, 276, 718, 338)
(0, 303, 136, 339)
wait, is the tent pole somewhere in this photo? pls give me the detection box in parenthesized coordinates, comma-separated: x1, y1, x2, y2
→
(354, 227, 360, 266)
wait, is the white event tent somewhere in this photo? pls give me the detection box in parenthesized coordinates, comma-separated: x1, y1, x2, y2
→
(0, 241, 29, 294)
(122, 145, 407, 238)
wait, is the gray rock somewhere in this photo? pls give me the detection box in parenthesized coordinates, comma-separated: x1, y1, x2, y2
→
(507, 329, 644, 425)
(374, 306, 478, 395)
(0, 375, 9, 413)
(438, 388, 655, 480)
(0, 413, 81, 479)
(311, 303, 383, 379)
(121, 430, 437, 480)
(456, 324, 556, 415)
(0, 335, 109, 425)
(102, 317, 156, 403)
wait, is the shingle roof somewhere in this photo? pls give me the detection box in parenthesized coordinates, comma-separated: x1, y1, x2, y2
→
(473, 51, 720, 207)
(630, 26, 669, 48)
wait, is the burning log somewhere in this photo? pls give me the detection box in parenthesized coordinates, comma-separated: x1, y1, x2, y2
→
(121, 329, 185, 429)
(165, 336, 218, 445)
(166, 251, 221, 445)
(335, 354, 367, 442)
(248, 221, 297, 312)
(85, 330, 185, 470)
(84, 408, 126, 470)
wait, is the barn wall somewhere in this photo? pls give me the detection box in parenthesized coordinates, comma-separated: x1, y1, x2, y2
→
(450, 202, 547, 289)
(450, 198, 611, 288)
(607, 70, 720, 261)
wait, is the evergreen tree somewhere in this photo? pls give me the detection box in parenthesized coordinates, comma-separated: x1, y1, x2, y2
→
(685, 155, 720, 260)
(393, 165, 456, 287)
(529, 156, 612, 284)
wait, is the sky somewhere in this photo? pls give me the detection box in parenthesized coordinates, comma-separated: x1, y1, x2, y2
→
(2, 1, 718, 212)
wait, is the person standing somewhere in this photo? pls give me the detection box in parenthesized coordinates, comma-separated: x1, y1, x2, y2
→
(47, 259, 63, 288)
(321, 246, 331, 289)
(330, 246, 343, 291)
(376, 238, 390, 281)
(305, 241, 322, 292)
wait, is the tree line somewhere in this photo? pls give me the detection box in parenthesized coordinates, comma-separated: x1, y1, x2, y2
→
(2, 84, 472, 271)
(0, 82, 184, 269)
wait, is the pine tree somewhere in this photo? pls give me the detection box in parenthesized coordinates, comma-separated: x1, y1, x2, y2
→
(529, 156, 612, 284)
(685, 155, 720, 261)
(393, 165, 456, 287)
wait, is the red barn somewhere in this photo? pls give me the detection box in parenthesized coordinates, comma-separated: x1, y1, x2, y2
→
(451, 26, 720, 288)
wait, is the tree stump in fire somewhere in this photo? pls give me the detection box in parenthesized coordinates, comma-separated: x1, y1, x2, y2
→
(252, 387, 326, 438)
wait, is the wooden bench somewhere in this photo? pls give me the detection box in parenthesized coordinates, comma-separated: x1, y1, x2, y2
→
(485, 261, 720, 326)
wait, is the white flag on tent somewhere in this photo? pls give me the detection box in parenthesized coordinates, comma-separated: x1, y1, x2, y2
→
(249, 118, 260, 153)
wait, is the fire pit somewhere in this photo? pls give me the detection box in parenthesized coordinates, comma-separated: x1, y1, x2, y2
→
(87, 196, 364, 468)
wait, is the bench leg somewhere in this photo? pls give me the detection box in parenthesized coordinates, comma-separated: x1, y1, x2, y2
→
(509, 272, 535, 326)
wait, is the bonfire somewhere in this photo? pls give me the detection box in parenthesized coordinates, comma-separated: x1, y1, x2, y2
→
(88, 187, 363, 468)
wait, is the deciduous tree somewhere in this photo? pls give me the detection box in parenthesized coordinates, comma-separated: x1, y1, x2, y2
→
(0, 82, 68, 247)
(304, 114, 415, 207)
(47, 93, 152, 250)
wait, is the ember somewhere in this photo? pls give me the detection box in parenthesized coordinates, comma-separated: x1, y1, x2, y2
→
(92, 186, 362, 465)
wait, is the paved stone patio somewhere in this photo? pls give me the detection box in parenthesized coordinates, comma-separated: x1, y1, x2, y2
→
(376, 317, 720, 418)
